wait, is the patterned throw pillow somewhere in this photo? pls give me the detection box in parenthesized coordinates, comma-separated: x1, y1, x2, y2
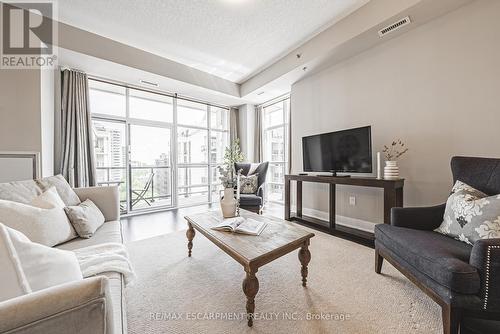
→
(240, 174, 259, 194)
(435, 181, 500, 245)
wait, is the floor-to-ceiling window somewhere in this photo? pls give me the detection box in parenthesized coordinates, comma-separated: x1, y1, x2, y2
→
(89, 78, 229, 214)
(262, 97, 290, 203)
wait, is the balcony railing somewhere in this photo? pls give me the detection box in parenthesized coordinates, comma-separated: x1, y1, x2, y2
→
(96, 166, 172, 212)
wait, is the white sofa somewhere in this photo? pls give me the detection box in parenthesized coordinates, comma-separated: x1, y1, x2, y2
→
(0, 178, 126, 334)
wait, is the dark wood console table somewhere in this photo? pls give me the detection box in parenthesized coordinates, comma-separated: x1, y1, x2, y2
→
(284, 174, 404, 242)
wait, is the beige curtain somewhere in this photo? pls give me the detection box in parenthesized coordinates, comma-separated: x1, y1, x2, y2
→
(229, 107, 239, 143)
(59, 69, 96, 187)
(254, 106, 263, 163)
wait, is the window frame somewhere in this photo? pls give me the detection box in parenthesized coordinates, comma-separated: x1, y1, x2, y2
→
(88, 77, 230, 214)
(262, 97, 290, 204)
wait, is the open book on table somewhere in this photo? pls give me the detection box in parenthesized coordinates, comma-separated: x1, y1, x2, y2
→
(211, 216, 267, 236)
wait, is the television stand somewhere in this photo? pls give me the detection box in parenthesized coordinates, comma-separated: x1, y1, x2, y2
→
(284, 174, 404, 245)
(318, 172, 351, 177)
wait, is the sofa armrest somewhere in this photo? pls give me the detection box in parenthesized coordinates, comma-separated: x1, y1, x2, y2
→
(0, 277, 115, 334)
(390, 203, 446, 230)
(74, 186, 120, 221)
(470, 238, 500, 312)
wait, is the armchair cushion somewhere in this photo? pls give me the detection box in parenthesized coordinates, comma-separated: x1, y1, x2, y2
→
(239, 194, 263, 207)
(375, 224, 480, 294)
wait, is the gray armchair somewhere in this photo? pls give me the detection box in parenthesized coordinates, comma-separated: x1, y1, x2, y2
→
(375, 156, 500, 334)
(234, 162, 269, 214)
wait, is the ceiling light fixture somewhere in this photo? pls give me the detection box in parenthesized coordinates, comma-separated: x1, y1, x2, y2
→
(257, 91, 265, 96)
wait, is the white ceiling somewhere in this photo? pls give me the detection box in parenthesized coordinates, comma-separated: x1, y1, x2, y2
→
(54, 0, 369, 83)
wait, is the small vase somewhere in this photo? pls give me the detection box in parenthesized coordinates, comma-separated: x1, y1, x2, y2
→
(384, 160, 399, 180)
(220, 187, 237, 218)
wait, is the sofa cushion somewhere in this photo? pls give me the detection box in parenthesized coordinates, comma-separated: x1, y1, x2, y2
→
(55, 220, 123, 251)
(0, 179, 41, 204)
(375, 224, 480, 294)
(36, 175, 81, 206)
(239, 194, 263, 206)
(0, 223, 82, 295)
(0, 188, 78, 247)
(55, 221, 125, 334)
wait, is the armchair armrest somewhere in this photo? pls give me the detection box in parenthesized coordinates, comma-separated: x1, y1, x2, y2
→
(0, 276, 114, 334)
(256, 185, 264, 200)
(74, 186, 120, 221)
(470, 238, 500, 312)
(390, 203, 446, 230)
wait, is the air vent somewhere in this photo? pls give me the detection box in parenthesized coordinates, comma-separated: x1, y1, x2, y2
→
(140, 79, 159, 87)
(378, 16, 411, 38)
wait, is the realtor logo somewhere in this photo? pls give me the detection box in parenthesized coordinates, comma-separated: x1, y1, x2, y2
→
(1, 1, 57, 68)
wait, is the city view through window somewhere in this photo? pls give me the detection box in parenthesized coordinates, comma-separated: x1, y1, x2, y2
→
(262, 98, 290, 203)
(89, 79, 229, 213)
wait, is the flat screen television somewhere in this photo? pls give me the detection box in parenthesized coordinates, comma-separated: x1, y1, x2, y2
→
(302, 126, 372, 174)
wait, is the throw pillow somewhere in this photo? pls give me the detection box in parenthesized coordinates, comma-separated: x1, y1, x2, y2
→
(65, 199, 106, 238)
(0, 223, 82, 295)
(0, 179, 42, 204)
(36, 174, 81, 206)
(0, 187, 77, 247)
(0, 224, 31, 302)
(240, 174, 259, 194)
(435, 181, 500, 245)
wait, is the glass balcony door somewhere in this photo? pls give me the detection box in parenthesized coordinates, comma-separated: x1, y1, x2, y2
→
(129, 123, 173, 212)
(92, 119, 128, 212)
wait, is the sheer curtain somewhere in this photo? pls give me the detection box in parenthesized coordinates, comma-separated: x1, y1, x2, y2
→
(58, 69, 96, 187)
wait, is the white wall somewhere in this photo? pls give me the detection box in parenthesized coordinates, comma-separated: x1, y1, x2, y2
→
(0, 70, 41, 154)
(0, 68, 56, 179)
(290, 0, 500, 225)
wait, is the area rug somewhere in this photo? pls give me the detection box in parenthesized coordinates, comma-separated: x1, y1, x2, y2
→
(125, 227, 442, 334)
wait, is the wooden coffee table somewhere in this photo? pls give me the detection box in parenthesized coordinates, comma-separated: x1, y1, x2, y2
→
(184, 210, 315, 327)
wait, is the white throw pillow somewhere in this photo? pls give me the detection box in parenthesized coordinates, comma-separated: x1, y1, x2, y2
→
(36, 175, 81, 206)
(0, 223, 82, 296)
(0, 187, 77, 246)
(0, 224, 31, 302)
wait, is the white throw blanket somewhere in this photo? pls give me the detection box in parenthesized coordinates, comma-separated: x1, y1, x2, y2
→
(73, 243, 136, 286)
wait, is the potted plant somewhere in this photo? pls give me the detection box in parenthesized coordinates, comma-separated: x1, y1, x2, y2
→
(382, 139, 408, 180)
(217, 139, 244, 217)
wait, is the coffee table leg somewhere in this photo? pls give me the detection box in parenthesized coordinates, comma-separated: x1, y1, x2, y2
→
(186, 223, 195, 257)
(242, 267, 259, 327)
(298, 240, 311, 287)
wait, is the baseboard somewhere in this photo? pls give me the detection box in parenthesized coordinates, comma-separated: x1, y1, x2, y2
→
(291, 206, 377, 233)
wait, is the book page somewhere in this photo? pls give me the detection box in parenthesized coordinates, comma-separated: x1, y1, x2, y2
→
(235, 218, 267, 236)
(212, 216, 245, 232)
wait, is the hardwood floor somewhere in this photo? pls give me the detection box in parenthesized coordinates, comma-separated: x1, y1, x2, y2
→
(121, 202, 285, 243)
